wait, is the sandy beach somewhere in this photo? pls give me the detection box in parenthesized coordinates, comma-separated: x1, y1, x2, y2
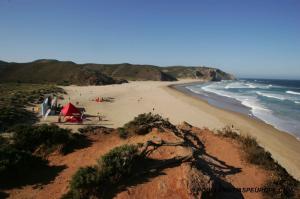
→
(50, 80, 300, 180)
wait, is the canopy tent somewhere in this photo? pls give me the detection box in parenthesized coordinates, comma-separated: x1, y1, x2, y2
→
(40, 96, 58, 116)
(60, 103, 81, 117)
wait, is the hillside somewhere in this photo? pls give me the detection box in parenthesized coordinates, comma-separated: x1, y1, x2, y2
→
(83, 63, 177, 81)
(162, 66, 235, 81)
(0, 60, 127, 85)
(0, 61, 8, 73)
(0, 60, 235, 85)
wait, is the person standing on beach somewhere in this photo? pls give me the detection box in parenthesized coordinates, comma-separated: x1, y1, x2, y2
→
(97, 112, 101, 121)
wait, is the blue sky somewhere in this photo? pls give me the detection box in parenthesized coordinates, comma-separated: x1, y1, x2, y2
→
(0, 0, 299, 79)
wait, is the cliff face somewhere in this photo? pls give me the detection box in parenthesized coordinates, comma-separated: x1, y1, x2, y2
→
(0, 60, 235, 85)
(161, 66, 235, 81)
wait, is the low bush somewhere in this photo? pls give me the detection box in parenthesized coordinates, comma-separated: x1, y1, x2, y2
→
(68, 166, 99, 198)
(65, 144, 142, 199)
(0, 146, 48, 186)
(99, 144, 140, 181)
(78, 126, 113, 135)
(218, 127, 299, 199)
(117, 127, 128, 139)
(239, 135, 274, 168)
(123, 112, 174, 135)
(11, 124, 84, 155)
(0, 106, 37, 132)
(0, 83, 65, 132)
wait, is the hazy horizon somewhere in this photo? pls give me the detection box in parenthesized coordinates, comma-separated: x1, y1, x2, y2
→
(1, 0, 299, 79)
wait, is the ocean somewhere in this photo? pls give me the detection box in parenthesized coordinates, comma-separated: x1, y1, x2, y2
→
(185, 79, 300, 139)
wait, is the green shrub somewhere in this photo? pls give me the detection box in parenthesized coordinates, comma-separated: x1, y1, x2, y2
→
(78, 126, 113, 135)
(66, 144, 142, 199)
(218, 128, 299, 199)
(0, 146, 47, 185)
(264, 167, 299, 199)
(0, 83, 64, 132)
(217, 126, 239, 139)
(12, 124, 83, 155)
(0, 106, 37, 132)
(239, 135, 273, 168)
(117, 127, 128, 139)
(99, 144, 140, 181)
(123, 112, 174, 135)
(68, 166, 99, 198)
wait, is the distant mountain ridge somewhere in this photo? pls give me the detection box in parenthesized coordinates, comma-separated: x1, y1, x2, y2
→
(0, 59, 235, 85)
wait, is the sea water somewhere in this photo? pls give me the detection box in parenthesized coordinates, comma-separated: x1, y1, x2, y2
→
(186, 79, 300, 139)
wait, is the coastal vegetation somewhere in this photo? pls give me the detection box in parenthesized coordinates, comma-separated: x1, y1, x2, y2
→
(0, 83, 88, 187)
(0, 124, 88, 187)
(0, 83, 64, 132)
(0, 146, 48, 186)
(118, 112, 175, 137)
(218, 126, 300, 199)
(62, 144, 143, 199)
(11, 124, 86, 155)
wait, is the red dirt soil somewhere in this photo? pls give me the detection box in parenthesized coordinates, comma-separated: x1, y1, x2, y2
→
(3, 126, 269, 199)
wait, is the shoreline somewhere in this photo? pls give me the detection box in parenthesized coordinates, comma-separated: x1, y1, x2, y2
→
(172, 82, 252, 116)
(169, 81, 300, 141)
(165, 80, 300, 180)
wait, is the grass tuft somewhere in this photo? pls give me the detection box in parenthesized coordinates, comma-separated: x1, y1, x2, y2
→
(218, 126, 299, 199)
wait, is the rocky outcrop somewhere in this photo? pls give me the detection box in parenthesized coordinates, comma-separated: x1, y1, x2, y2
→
(162, 66, 235, 81)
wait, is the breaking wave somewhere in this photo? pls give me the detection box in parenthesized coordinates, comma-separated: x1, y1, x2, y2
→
(186, 79, 300, 138)
(256, 91, 286, 101)
(286, 90, 300, 95)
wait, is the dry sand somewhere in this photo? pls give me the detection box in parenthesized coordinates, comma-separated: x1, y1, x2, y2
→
(43, 80, 300, 180)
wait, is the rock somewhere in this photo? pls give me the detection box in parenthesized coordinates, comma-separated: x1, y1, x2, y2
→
(178, 121, 193, 131)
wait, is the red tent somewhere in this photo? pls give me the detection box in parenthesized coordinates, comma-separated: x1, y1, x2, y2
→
(60, 103, 81, 117)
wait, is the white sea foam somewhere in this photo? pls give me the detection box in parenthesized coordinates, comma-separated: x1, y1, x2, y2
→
(256, 91, 286, 101)
(225, 82, 250, 89)
(202, 85, 234, 99)
(245, 83, 257, 88)
(224, 82, 271, 90)
(201, 85, 270, 112)
(286, 90, 300, 95)
(187, 80, 300, 139)
(186, 87, 202, 95)
(241, 98, 271, 112)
